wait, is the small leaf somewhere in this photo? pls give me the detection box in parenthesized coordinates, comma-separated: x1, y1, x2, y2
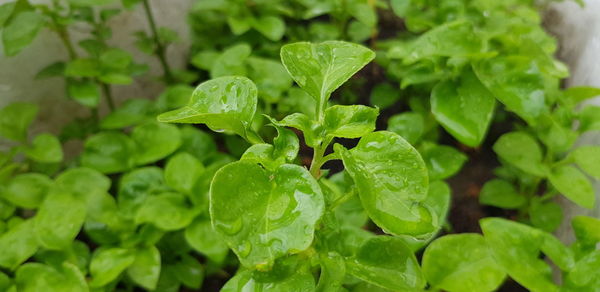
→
(346, 236, 425, 290)
(323, 105, 378, 139)
(280, 41, 375, 106)
(100, 98, 153, 129)
(210, 161, 324, 269)
(173, 255, 204, 289)
(276, 113, 323, 148)
(316, 253, 345, 292)
(337, 131, 434, 236)
(67, 79, 101, 108)
(2, 11, 44, 56)
(247, 56, 292, 103)
(370, 83, 401, 109)
(493, 132, 547, 177)
(178, 126, 217, 163)
(222, 268, 315, 291)
(549, 166, 595, 209)
(36, 62, 66, 79)
(135, 192, 197, 230)
(34, 189, 87, 250)
(252, 15, 285, 41)
(15, 262, 88, 292)
(81, 132, 136, 174)
(572, 146, 600, 179)
(479, 179, 526, 209)
(185, 217, 229, 263)
(131, 122, 181, 165)
(90, 248, 135, 287)
(65, 59, 100, 77)
(0, 219, 38, 269)
(126, 245, 161, 290)
(431, 68, 496, 147)
(0, 102, 38, 142)
(421, 144, 467, 181)
(210, 44, 251, 78)
(271, 122, 300, 163)
(387, 112, 424, 145)
(158, 76, 258, 138)
(23, 133, 63, 163)
(422, 234, 505, 292)
(529, 199, 563, 232)
(572, 216, 600, 247)
(118, 167, 165, 218)
(0, 2, 15, 27)
(164, 152, 204, 194)
(2, 173, 52, 209)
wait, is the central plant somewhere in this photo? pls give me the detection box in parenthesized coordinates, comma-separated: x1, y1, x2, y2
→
(158, 41, 439, 290)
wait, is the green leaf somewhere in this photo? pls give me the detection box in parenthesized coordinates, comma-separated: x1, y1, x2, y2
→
(480, 218, 559, 292)
(0, 102, 38, 142)
(431, 68, 496, 147)
(126, 245, 161, 290)
(549, 166, 595, 209)
(36, 62, 66, 79)
(55, 167, 111, 197)
(2, 173, 52, 209)
(572, 146, 600, 179)
(316, 252, 345, 292)
(422, 234, 505, 292)
(271, 122, 300, 163)
(253, 15, 285, 41)
(90, 248, 135, 287)
(421, 144, 467, 181)
(346, 236, 425, 290)
(15, 262, 88, 292)
(337, 131, 434, 236)
(276, 113, 323, 148)
(135, 192, 197, 230)
(2, 11, 44, 56)
(173, 255, 204, 289)
(479, 179, 526, 209)
(132, 122, 181, 165)
(67, 79, 101, 108)
(210, 44, 251, 78)
(185, 217, 229, 263)
(0, 2, 15, 27)
(474, 56, 547, 124)
(493, 132, 547, 177)
(529, 199, 562, 232)
(81, 132, 136, 174)
(324, 105, 378, 139)
(370, 83, 401, 110)
(23, 133, 63, 163)
(118, 167, 165, 218)
(100, 48, 132, 69)
(65, 59, 100, 77)
(210, 161, 324, 269)
(178, 126, 217, 163)
(563, 86, 600, 104)
(565, 250, 600, 289)
(247, 56, 293, 103)
(572, 216, 600, 247)
(389, 0, 410, 17)
(99, 73, 133, 85)
(0, 219, 38, 269)
(386, 112, 424, 145)
(158, 76, 258, 138)
(222, 268, 315, 292)
(100, 98, 153, 129)
(280, 41, 375, 110)
(164, 152, 204, 194)
(34, 189, 86, 250)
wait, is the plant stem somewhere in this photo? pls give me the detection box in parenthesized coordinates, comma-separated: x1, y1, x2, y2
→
(309, 137, 332, 178)
(142, 0, 174, 84)
(101, 83, 115, 111)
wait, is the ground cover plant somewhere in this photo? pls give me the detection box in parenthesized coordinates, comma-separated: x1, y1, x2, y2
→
(0, 0, 600, 291)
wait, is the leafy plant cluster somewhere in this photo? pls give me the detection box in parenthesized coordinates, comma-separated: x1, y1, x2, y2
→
(0, 0, 599, 291)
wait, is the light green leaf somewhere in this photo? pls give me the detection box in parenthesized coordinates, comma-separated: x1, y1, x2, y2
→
(210, 44, 251, 78)
(276, 113, 323, 148)
(280, 41, 375, 112)
(493, 132, 547, 177)
(100, 48, 132, 70)
(210, 161, 324, 269)
(431, 68, 496, 147)
(100, 98, 153, 129)
(0, 219, 38, 269)
(65, 59, 100, 78)
(421, 144, 467, 181)
(0, 102, 38, 142)
(2, 173, 52, 209)
(386, 112, 424, 145)
(34, 189, 86, 250)
(132, 122, 181, 165)
(0, 2, 15, 27)
(271, 121, 300, 163)
(222, 268, 315, 292)
(572, 146, 600, 179)
(23, 133, 63, 163)
(135, 192, 197, 230)
(324, 105, 378, 139)
(565, 250, 600, 288)
(253, 15, 285, 41)
(158, 76, 258, 138)
(67, 79, 101, 108)
(126, 245, 161, 290)
(247, 56, 293, 103)
(185, 217, 229, 263)
(164, 152, 204, 194)
(423, 234, 505, 292)
(81, 131, 136, 174)
(572, 216, 600, 247)
(337, 131, 435, 236)
(118, 167, 165, 218)
(2, 11, 44, 56)
(316, 252, 345, 292)
(549, 165, 595, 209)
(90, 248, 135, 287)
(15, 262, 88, 292)
(479, 179, 526, 209)
(346, 236, 425, 290)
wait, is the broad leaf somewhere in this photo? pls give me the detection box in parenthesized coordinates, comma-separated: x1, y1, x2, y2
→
(118, 167, 165, 218)
(549, 166, 595, 209)
(34, 189, 87, 250)
(493, 132, 547, 176)
(81, 132, 136, 174)
(2, 173, 52, 209)
(135, 192, 197, 230)
(164, 152, 204, 194)
(387, 112, 424, 145)
(323, 105, 378, 139)
(210, 161, 324, 269)
(572, 146, 600, 179)
(126, 245, 161, 290)
(0, 102, 38, 142)
(422, 234, 505, 292)
(0, 219, 38, 269)
(253, 15, 286, 41)
(479, 179, 526, 209)
(431, 68, 495, 147)
(2, 12, 44, 56)
(316, 253, 345, 292)
(23, 133, 63, 163)
(15, 263, 88, 292)
(346, 236, 425, 290)
(131, 122, 181, 165)
(90, 248, 135, 287)
(337, 131, 434, 236)
(158, 76, 258, 138)
(420, 144, 467, 181)
(529, 199, 563, 232)
(185, 217, 229, 263)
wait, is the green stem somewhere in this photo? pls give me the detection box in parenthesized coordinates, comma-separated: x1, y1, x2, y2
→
(142, 0, 174, 84)
(329, 189, 356, 210)
(309, 137, 333, 178)
(101, 83, 115, 111)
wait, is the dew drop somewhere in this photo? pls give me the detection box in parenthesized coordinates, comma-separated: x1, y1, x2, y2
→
(216, 217, 243, 235)
(238, 240, 252, 258)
